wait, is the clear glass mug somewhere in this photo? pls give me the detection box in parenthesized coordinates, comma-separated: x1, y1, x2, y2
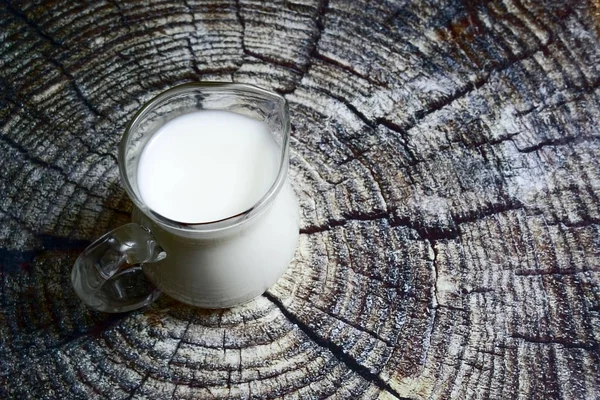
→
(71, 83, 300, 312)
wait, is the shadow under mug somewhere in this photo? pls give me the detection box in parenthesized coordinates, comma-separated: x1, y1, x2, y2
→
(72, 83, 300, 313)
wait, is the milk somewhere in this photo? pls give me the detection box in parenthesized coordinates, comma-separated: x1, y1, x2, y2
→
(134, 109, 299, 308)
(137, 110, 280, 222)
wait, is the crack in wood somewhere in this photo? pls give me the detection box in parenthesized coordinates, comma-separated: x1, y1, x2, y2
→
(242, 50, 305, 75)
(510, 333, 599, 351)
(3, 0, 65, 48)
(4, 2, 109, 118)
(311, 302, 396, 347)
(310, 0, 328, 65)
(48, 313, 128, 352)
(0, 192, 128, 239)
(275, 0, 330, 95)
(0, 133, 129, 223)
(182, 0, 202, 77)
(393, 215, 461, 242)
(167, 319, 192, 366)
(1, 133, 77, 177)
(105, 0, 130, 32)
(1, 93, 119, 163)
(263, 292, 413, 400)
(301, 201, 523, 245)
(126, 370, 150, 400)
(553, 217, 600, 229)
(299, 210, 390, 234)
(234, 0, 248, 77)
(321, 122, 391, 212)
(513, 134, 599, 154)
(430, 240, 440, 309)
(514, 267, 600, 277)
(233, 0, 307, 80)
(47, 61, 104, 118)
(313, 52, 385, 87)
(515, 77, 600, 115)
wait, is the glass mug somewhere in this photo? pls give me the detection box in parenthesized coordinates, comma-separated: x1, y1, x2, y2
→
(72, 83, 300, 312)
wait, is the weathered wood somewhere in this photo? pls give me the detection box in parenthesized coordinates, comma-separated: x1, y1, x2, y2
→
(1, 0, 599, 398)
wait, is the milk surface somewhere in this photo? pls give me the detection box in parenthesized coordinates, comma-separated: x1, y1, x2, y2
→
(137, 110, 280, 222)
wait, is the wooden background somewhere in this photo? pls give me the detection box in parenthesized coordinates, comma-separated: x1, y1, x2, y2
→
(1, 0, 599, 398)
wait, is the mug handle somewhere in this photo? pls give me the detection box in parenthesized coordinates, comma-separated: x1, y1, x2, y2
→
(71, 223, 166, 313)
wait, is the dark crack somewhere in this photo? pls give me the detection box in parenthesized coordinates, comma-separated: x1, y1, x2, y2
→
(285, 0, 329, 94)
(126, 371, 150, 400)
(430, 240, 441, 308)
(1, 133, 73, 177)
(243, 50, 305, 75)
(311, 303, 396, 347)
(264, 292, 413, 400)
(4, 1, 105, 118)
(511, 333, 599, 351)
(182, 0, 203, 77)
(514, 267, 600, 277)
(513, 135, 599, 153)
(313, 52, 385, 86)
(45, 313, 129, 352)
(300, 210, 389, 234)
(236, 0, 329, 95)
(3, 1, 65, 48)
(106, 0, 130, 32)
(168, 320, 192, 365)
(452, 199, 523, 225)
(0, 133, 127, 218)
(302, 203, 525, 253)
(234, 0, 247, 69)
(2, 95, 118, 164)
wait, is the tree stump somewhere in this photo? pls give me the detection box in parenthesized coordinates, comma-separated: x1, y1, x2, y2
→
(1, 0, 599, 398)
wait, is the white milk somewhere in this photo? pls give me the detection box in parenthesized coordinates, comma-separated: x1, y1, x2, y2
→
(134, 110, 299, 308)
(137, 110, 280, 222)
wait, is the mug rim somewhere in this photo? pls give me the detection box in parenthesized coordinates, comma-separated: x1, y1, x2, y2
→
(118, 82, 290, 232)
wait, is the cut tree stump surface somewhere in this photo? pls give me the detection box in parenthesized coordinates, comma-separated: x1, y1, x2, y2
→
(1, 0, 599, 399)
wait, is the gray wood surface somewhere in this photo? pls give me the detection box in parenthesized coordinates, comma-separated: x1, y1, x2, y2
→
(1, 0, 599, 399)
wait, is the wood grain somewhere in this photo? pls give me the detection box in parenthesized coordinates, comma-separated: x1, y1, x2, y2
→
(1, 0, 599, 398)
